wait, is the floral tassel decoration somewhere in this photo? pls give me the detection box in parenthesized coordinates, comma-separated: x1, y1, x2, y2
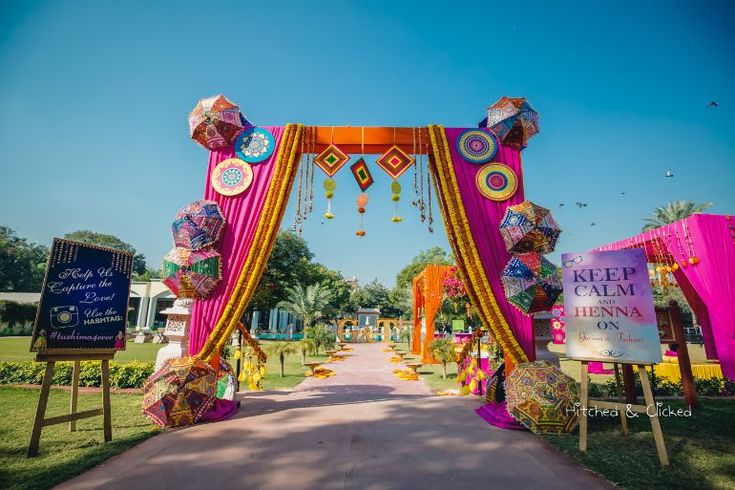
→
(324, 178, 336, 219)
(356, 193, 368, 236)
(391, 181, 402, 222)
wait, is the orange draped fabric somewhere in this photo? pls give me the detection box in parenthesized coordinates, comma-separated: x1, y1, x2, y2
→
(412, 265, 454, 363)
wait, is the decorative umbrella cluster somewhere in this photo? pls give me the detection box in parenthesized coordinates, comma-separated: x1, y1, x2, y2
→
(162, 200, 224, 298)
(499, 200, 562, 314)
(479, 96, 539, 149)
(504, 361, 579, 434)
(142, 356, 217, 428)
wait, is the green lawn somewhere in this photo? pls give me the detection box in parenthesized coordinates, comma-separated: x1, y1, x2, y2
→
(0, 337, 160, 363)
(543, 399, 735, 490)
(394, 342, 461, 393)
(249, 340, 329, 391)
(0, 386, 158, 490)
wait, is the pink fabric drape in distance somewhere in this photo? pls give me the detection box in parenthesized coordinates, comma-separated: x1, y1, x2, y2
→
(443, 128, 535, 360)
(189, 127, 287, 355)
(597, 214, 735, 381)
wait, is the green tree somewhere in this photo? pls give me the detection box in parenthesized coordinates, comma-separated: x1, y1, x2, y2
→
(429, 338, 457, 379)
(250, 231, 313, 311)
(642, 200, 713, 231)
(297, 262, 352, 318)
(267, 341, 297, 377)
(277, 282, 333, 328)
(0, 226, 48, 291)
(395, 247, 453, 289)
(297, 337, 317, 363)
(346, 280, 410, 318)
(304, 323, 336, 354)
(64, 230, 147, 276)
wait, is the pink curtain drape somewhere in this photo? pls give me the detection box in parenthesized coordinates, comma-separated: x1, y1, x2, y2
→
(444, 128, 535, 360)
(189, 126, 287, 355)
(597, 214, 735, 381)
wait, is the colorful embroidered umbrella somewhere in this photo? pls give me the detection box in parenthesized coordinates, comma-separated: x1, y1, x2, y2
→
(162, 247, 222, 299)
(501, 253, 562, 314)
(217, 359, 238, 401)
(505, 361, 579, 434)
(499, 201, 561, 254)
(188, 95, 248, 150)
(172, 200, 225, 251)
(479, 96, 539, 149)
(142, 356, 217, 427)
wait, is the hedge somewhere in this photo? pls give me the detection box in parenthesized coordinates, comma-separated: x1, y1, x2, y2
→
(0, 360, 154, 389)
(587, 375, 735, 398)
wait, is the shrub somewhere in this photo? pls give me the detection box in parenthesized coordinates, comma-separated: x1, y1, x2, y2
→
(0, 360, 154, 389)
(0, 301, 39, 330)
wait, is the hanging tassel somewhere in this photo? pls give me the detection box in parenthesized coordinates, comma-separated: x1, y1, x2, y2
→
(391, 180, 402, 222)
(324, 178, 335, 219)
(356, 193, 368, 236)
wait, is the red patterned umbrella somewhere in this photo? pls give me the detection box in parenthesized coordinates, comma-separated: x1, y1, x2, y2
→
(188, 95, 248, 150)
(162, 247, 222, 299)
(479, 96, 539, 149)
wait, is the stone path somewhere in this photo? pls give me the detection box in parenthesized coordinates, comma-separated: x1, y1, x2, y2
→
(58, 344, 611, 490)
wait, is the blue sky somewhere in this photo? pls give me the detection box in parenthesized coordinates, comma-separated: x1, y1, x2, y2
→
(1, 0, 733, 287)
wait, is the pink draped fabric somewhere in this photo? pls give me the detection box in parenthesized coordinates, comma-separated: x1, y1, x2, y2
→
(597, 214, 735, 381)
(444, 128, 535, 360)
(189, 127, 287, 355)
(475, 402, 526, 430)
(201, 399, 239, 422)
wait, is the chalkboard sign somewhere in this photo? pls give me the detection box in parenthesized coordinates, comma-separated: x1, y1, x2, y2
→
(30, 238, 133, 352)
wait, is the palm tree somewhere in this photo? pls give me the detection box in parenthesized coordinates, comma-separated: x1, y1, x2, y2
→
(642, 200, 712, 231)
(304, 323, 336, 354)
(298, 338, 317, 363)
(277, 282, 333, 328)
(429, 338, 458, 379)
(267, 341, 297, 377)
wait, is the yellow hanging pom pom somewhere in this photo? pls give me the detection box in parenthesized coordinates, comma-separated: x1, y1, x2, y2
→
(233, 349, 242, 360)
(469, 379, 478, 392)
(460, 385, 471, 396)
(238, 371, 247, 383)
(457, 372, 467, 383)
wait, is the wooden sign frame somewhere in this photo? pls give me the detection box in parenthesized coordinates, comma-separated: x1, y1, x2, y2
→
(578, 359, 669, 466)
(26, 238, 133, 457)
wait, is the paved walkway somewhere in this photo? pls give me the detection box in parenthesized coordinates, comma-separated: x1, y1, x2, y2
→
(58, 344, 611, 490)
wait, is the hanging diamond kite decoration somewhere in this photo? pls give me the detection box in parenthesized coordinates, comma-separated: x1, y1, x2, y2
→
(314, 144, 350, 177)
(350, 158, 374, 191)
(376, 145, 415, 180)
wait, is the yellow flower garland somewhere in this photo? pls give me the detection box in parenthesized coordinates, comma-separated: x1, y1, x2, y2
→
(426, 125, 529, 365)
(199, 124, 305, 361)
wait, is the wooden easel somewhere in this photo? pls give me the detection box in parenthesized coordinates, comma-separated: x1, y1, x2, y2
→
(578, 360, 669, 466)
(27, 351, 114, 457)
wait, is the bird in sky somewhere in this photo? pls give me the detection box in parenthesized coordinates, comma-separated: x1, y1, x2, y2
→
(575, 201, 588, 208)
(665, 170, 674, 178)
(559, 203, 565, 208)
(708, 101, 719, 107)
(591, 222, 597, 226)
(620, 192, 627, 197)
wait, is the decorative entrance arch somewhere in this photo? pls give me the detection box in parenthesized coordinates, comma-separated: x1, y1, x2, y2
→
(186, 114, 537, 366)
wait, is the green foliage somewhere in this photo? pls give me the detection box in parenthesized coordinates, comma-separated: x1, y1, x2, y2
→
(297, 338, 317, 362)
(429, 338, 457, 378)
(64, 229, 147, 275)
(277, 282, 333, 327)
(642, 200, 712, 231)
(304, 324, 336, 354)
(345, 279, 408, 318)
(0, 360, 154, 389)
(0, 226, 48, 291)
(251, 231, 313, 311)
(395, 247, 453, 289)
(266, 341, 298, 377)
(0, 300, 38, 333)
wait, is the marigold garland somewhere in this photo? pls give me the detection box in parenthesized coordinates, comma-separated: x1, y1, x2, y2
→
(427, 125, 528, 364)
(198, 124, 304, 361)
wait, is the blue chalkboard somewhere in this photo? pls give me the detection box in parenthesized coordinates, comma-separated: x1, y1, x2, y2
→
(30, 239, 133, 352)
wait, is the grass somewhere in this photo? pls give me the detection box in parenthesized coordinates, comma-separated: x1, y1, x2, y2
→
(543, 399, 735, 489)
(0, 337, 160, 363)
(393, 342, 461, 393)
(236, 339, 329, 392)
(0, 386, 159, 490)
